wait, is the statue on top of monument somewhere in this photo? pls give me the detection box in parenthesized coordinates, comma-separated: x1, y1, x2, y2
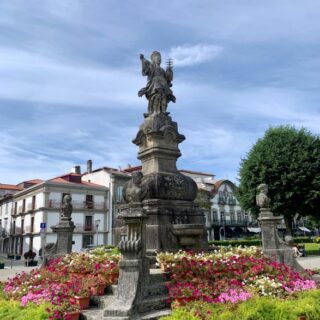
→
(256, 183, 271, 209)
(138, 51, 176, 115)
(60, 194, 73, 219)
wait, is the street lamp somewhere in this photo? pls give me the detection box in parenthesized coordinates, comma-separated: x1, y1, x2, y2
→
(95, 219, 101, 246)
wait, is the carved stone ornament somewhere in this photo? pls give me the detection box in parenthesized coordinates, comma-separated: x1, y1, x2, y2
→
(60, 194, 73, 219)
(138, 51, 176, 116)
(256, 183, 271, 209)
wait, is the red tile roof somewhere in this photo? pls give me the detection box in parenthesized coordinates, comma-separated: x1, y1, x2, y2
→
(0, 184, 22, 191)
(49, 173, 105, 188)
(123, 165, 142, 173)
(24, 179, 43, 184)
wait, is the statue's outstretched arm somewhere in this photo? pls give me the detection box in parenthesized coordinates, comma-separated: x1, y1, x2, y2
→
(140, 54, 151, 76)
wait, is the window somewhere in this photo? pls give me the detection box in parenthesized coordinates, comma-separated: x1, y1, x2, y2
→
(21, 219, 24, 234)
(116, 186, 124, 203)
(83, 235, 93, 248)
(14, 202, 17, 215)
(32, 196, 36, 210)
(85, 195, 94, 209)
(22, 199, 26, 213)
(31, 217, 35, 233)
(12, 220, 16, 235)
(84, 216, 93, 231)
(212, 209, 218, 221)
(230, 211, 235, 222)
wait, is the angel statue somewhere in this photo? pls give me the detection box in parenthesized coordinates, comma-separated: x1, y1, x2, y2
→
(256, 183, 271, 209)
(138, 51, 176, 115)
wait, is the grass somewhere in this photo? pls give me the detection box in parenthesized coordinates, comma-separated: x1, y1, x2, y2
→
(304, 243, 320, 256)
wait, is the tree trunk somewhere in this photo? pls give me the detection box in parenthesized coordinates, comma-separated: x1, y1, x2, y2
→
(284, 215, 293, 236)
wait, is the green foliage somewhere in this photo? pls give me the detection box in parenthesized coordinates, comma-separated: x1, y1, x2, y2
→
(208, 239, 262, 247)
(238, 126, 320, 234)
(0, 300, 49, 320)
(161, 289, 320, 320)
(161, 308, 199, 320)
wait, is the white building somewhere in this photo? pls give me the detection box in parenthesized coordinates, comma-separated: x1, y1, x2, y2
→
(2, 173, 108, 256)
(81, 160, 131, 245)
(0, 181, 39, 254)
(179, 170, 257, 240)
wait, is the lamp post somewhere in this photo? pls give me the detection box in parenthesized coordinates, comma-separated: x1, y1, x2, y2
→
(95, 219, 101, 246)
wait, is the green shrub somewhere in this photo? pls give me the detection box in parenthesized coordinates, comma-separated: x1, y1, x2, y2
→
(0, 300, 49, 320)
(208, 236, 313, 248)
(161, 290, 320, 320)
(314, 237, 320, 243)
(208, 239, 262, 247)
(293, 237, 313, 244)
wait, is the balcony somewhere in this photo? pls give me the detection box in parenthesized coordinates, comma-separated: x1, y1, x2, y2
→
(211, 219, 248, 227)
(74, 224, 99, 232)
(47, 200, 106, 210)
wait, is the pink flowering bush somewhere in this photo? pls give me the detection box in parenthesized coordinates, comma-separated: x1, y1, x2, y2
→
(166, 250, 317, 307)
(215, 289, 252, 303)
(3, 249, 120, 318)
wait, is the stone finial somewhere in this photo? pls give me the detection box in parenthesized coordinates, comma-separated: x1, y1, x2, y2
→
(138, 51, 176, 115)
(60, 194, 73, 219)
(256, 183, 271, 209)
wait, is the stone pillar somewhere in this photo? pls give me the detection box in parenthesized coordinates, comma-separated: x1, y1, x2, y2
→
(104, 202, 150, 319)
(256, 184, 304, 272)
(44, 195, 75, 263)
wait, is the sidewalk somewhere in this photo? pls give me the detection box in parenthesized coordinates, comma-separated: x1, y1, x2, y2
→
(297, 256, 320, 270)
(0, 256, 39, 282)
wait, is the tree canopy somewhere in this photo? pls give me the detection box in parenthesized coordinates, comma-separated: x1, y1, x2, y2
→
(238, 126, 320, 235)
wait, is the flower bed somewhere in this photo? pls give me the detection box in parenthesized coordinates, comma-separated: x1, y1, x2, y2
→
(158, 247, 319, 319)
(2, 247, 120, 319)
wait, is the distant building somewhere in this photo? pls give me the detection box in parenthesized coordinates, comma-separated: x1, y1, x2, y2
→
(174, 171, 257, 240)
(0, 173, 108, 256)
(82, 160, 131, 245)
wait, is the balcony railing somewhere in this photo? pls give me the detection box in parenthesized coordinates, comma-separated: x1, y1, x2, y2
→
(211, 219, 248, 227)
(74, 224, 99, 232)
(47, 200, 106, 210)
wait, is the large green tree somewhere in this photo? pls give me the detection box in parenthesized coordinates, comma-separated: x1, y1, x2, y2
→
(238, 126, 320, 235)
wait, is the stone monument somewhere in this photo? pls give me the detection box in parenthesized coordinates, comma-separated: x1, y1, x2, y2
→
(103, 51, 207, 319)
(256, 183, 304, 272)
(44, 194, 75, 263)
(116, 51, 207, 252)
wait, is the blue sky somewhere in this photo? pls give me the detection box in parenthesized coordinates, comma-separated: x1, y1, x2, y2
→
(0, 0, 319, 184)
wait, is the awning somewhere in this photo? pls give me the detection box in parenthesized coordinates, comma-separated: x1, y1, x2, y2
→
(247, 227, 261, 233)
(298, 227, 311, 232)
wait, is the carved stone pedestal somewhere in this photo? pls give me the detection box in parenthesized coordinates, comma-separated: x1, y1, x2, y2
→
(44, 195, 75, 264)
(257, 186, 304, 272)
(104, 203, 151, 319)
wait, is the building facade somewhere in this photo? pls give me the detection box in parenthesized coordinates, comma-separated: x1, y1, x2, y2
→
(0, 173, 108, 256)
(180, 170, 257, 240)
(81, 161, 131, 245)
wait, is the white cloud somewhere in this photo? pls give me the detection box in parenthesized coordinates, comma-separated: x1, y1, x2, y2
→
(168, 44, 223, 67)
(0, 47, 142, 108)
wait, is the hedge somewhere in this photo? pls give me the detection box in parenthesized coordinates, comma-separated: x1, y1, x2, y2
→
(208, 237, 314, 247)
(161, 289, 320, 320)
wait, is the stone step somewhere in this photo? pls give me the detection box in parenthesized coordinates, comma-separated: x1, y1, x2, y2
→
(141, 308, 172, 320)
(144, 282, 168, 297)
(137, 294, 169, 314)
(149, 271, 169, 284)
(90, 294, 114, 309)
(80, 308, 104, 320)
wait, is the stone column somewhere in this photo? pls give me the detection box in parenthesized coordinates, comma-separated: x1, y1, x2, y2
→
(103, 202, 149, 319)
(256, 184, 304, 272)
